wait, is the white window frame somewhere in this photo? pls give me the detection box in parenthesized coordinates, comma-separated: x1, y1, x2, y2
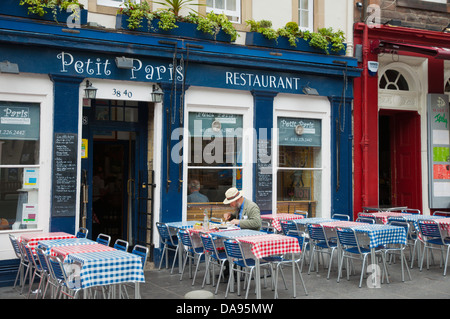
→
(183, 88, 253, 220)
(298, 0, 314, 31)
(97, 0, 140, 8)
(273, 95, 331, 218)
(206, 0, 241, 24)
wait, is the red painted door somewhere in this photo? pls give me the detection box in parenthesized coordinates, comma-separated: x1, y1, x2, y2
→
(391, 111, 422, 210)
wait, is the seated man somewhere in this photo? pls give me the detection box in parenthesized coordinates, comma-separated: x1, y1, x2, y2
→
(187, 179, 209, 203)
(223, 187, 261, 231)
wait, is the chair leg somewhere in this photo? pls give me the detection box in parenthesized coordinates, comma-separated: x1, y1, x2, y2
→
(444, 245, 450, 276)
(158, 245, 166, 270)
(170, 246, 179, 274)
(215, 261, 226, 295)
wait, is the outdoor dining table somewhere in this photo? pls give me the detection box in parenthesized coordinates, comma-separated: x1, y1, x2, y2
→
(260, 213, 304, 232)
(65, 250, 145, 299)
(37, 238, 97, 252)
(211, 230, 301, 299)
(19, 232, 77, 253)
(50, 242, 117, 260)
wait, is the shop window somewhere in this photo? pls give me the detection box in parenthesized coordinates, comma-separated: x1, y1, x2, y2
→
(0, 102, 40, 231)
(276, 117, 322, 217)
(97, 0, 140, 8)
(379, 69, 409, 91)
(186, 111, 243, 220)
(92, 100, 139, 123)
(206, 0, 241, 23)
(445, 77, 450, 93)
(298, 0, 313, 31)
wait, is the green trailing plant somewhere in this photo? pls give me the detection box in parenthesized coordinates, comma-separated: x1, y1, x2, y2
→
(118, 1, 237, 41)
(196, 11, 238, 41)
(153, 0, 201, 17)
(19, 0, 83, 21)
(118, 0, 154, 30)
(246, 19, 346, 54)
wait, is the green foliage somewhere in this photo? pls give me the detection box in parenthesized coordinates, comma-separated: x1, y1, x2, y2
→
(118, 1, 237, 42)
(19, 0, 83, 21)
(153, 0, 201, 17)
(246, 20, 346, 54)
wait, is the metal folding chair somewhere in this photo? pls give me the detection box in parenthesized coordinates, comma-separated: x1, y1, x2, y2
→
(177, 229, 204, 285)
(418, 220, 450, 276)
(156, 222, 178, 273)
(200, 232, 228, 294)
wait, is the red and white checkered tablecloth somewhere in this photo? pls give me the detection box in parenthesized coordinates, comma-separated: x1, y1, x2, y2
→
(51, 243, 117, 260)
(19, 232, 76, 252)
(358, 212, 412, 225)
(261, 214, 304, 232)
(236, 234, 301, 259)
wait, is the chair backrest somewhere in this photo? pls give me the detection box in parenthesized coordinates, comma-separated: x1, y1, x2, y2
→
(200, 233, 215, 254)
(402, 209, 421, 215)
(35, 247, 50, 273)
(223, 239, 244, 260)
(48, 255, 67, 282)
(281, 220, 305, 247)
(332, 214, 350, 221)
(356, 217, 375, 224)
(177, 229, 193, 249)
(308, 224, 327, 242)
(433, 211, 450, 217)
(76, 227, 89, 238)
(132, 245, 149, 269)
(96, 233, 111, 246)
(294, 210, 308, 218)
(8, 235, 22, 259)
(260, 220, 275, 233)
(156, 222, 176, 245)
(114, 239, 129, 251)
(23, 244, 39, 269)
(336, 228, 359, 249)
(418, 220, 443, 241)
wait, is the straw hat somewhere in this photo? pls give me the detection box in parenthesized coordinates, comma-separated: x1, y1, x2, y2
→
(223, 187, 243, 204)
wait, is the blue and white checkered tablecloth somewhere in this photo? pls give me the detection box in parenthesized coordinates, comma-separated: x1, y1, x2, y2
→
(211, 229, 266, 239)
(166, 221, 200, 229)
(387, 214, 447, 231)
(292, 218, 336, 225)
(66, 250, 145, 289)
(38, 238, 96, 252)
(351, 224, 407, 248)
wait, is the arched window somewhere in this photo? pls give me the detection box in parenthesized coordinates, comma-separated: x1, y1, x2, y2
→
(379, 69, 409, 91)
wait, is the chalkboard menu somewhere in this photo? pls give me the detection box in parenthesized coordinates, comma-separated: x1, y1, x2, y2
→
(427, 94, 450, 209)
(255, 139, 272, 211)
(52, 133, 78, 217)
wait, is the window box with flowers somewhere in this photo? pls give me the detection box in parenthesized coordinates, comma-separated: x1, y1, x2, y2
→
(0, 0, 87, 25)
(245, 20, 347, 56)
(116, 1, 237, 43)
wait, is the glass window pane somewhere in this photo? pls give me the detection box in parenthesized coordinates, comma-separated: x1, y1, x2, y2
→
(0, 167, 39, 230)
(187, 168, 242, 204)
(0, 140, 39, 165)
(300, 0, 309, 10)
(124, 107, 138, 122)
(206, 0, 213, 6)
(300, 11, 309, 28)
(278, 146, 321, 168)
(226, 0, 236, 11)
(215, 0, 225, 9)
(277, 170, 321, 217)
(96, 106, 109, 121)
(188, 112, 243, 167)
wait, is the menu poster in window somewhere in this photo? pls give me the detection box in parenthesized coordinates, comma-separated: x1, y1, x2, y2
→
(255, 139, 272, 211)
(427, 94, 450, 209)
(52, 133, 78, 217)
(0, 102, 40, 140)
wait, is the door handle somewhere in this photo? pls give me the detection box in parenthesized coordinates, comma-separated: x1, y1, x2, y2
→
(127, 178, 135, 196)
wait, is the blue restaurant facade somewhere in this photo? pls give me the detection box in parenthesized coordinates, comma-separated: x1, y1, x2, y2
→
(0, 10, 360, 283)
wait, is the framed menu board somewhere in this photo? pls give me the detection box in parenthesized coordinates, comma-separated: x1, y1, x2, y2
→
(427, 94, 450, 209)
(51, 133, 78, 217)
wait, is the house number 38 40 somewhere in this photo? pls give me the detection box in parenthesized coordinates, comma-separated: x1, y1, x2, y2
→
(112, 88, 133, 98)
